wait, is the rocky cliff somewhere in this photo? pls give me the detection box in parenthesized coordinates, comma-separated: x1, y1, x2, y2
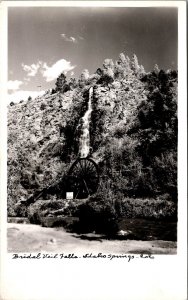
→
(8, 89, 84, 215)
(7, 53, 177, 217)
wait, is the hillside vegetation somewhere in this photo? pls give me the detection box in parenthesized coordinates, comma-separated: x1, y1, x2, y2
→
(8, 53, 177, 219)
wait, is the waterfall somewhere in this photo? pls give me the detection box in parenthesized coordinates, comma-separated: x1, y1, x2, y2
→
(79, 87, 93, 158)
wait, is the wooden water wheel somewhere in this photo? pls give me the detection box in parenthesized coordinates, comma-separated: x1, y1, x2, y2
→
(67, 158, 99, 199)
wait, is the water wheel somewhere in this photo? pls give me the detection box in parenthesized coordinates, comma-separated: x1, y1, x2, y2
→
(67, 158, 99, 199)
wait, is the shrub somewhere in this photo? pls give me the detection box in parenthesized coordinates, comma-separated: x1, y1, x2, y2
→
(73, 195, 119, 236)
(40, 103, 46, 110)
(120, 197, 177, 220)
(27, 198, 85, 225)
(101, 68, 114, 85)
(51, 88, 56, 94)
(27, 199, 67, 224)
(14, 201, 28, 217)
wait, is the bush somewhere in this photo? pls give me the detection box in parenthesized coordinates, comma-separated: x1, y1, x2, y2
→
(14, 201, 28, 217)
(27, 198, 87, 225)
(40, 103, 46, 110)
(120, 197, 177, 220)
(27, 199, 67, 224)
(51, 88, 56, 94)
(72, 195, 119, 236)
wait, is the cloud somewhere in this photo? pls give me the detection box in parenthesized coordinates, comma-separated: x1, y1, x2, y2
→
(60, 33, 78, 43)
(22, 62, 41, 76)
(41, 59, 76, 82)
(21, 59, 76, 82)
(8, 90, 45, 104)
(7, 80, 23, 91)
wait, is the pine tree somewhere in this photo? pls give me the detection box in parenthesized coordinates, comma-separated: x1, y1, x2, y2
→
(115, 54, 132, 79)
(139, 65, 145, 73)
(126, 55, 131, 64)
(104, 68, 114, 80)
(103, 59, 114, 70)
(153, 64, 160, 75)
(131, 54, 140, 74)
(123, 55, 132, 76)
(78, 69, 90, 87)
(95, 68, 102, 76)
(69, 78, 77, 89)
(138, 65, 146, 77)
(55, 73, 67, 92)
(118, 53, 126, 63)
(80, 69, 90, 81)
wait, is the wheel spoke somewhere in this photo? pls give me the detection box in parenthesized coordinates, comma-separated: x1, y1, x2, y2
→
(83, 159, 87, 173)
(79, 160, 86, 176)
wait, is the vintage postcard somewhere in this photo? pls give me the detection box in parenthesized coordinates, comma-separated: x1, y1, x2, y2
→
(0, 1, 187, 300)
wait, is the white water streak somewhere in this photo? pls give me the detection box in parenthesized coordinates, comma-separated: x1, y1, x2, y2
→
(79, 87, 93, 158)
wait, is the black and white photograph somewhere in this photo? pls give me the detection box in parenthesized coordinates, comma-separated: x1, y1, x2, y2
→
(7, 4, 179, 254)
(0, 1, 187, 300)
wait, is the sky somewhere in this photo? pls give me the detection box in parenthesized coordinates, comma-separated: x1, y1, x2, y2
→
(8, 6, 178, 102)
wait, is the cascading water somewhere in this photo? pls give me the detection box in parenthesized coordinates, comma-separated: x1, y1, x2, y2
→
(78, 87, 93, 158)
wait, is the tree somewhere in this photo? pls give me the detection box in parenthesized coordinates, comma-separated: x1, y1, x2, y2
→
(131, 54, 140, 74)
(55, 73, 67, 92)
(153, 64, 160, 75)
(139, 65, 145, 74)
(115, 54, 133, 79)
(80, 69, 90, 81)
(95, 68, 103, 76)
(138, 65, 146, 78)
(88, 73, 100, 85)
(135, 70, 177, 156)
(69, 78, 77, 89)
(51, 88, 56, 94)
(101, 67, 114, 85)
(118, 53, 126, 64)
(126, 55, 131, 65)
(103, 58, 114, 70)
(78, 69, 90, 88)
(124, 55, 132, 71)
(127, 69, 177, 198)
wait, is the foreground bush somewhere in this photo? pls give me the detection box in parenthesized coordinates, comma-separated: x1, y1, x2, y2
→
(27, 198, 87, 226)
(70, 194, 119, 236)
